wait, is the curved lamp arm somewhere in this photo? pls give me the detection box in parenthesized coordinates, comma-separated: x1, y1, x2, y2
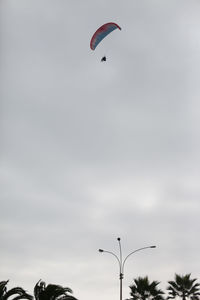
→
(99, 249, 122, 273)
(122, 246, 156, 273)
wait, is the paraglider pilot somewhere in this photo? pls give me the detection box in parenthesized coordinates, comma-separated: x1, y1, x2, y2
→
(101, 56, 106, 62)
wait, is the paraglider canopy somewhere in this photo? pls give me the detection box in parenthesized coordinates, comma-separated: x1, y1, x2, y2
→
(90, 22, 121, 50)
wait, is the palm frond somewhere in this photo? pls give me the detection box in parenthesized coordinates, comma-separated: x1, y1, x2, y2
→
(33, 280, 77, 300)
(167, 274, 200, 300)
(0, 281, 9, 298)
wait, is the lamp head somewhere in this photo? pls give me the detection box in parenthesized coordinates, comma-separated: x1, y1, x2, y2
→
(117, 237, 121, 241)
(99, 249, 104, 253)
(150, 245, 156, 248)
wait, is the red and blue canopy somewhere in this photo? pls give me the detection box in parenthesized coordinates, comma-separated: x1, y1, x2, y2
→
(90, 22, 121, 50)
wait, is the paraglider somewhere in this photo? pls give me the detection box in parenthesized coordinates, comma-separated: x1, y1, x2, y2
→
(101, 56, 106, 62)
(90, 22, 121, 61)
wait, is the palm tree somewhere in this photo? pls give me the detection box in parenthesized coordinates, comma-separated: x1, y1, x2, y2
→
(34, 280, 78, 300)
(0, 280, 33, 300)
(127, 276, 164, 300)
(167, 274, 200, 300)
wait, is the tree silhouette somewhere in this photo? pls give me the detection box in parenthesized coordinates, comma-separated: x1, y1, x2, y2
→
(34, 280, 78, 300)
(127, 276, 164, 300)
(167, 274, 200, 300)
(0, 280, 33, 300)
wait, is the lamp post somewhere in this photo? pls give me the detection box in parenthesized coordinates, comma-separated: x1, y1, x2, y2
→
(98, 238, 156, 300)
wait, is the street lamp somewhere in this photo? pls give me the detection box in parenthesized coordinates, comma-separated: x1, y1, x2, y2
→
(98, 237, 156, 300)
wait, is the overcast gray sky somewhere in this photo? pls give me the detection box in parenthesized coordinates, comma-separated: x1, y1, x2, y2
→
(1, 1, 200, 300)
